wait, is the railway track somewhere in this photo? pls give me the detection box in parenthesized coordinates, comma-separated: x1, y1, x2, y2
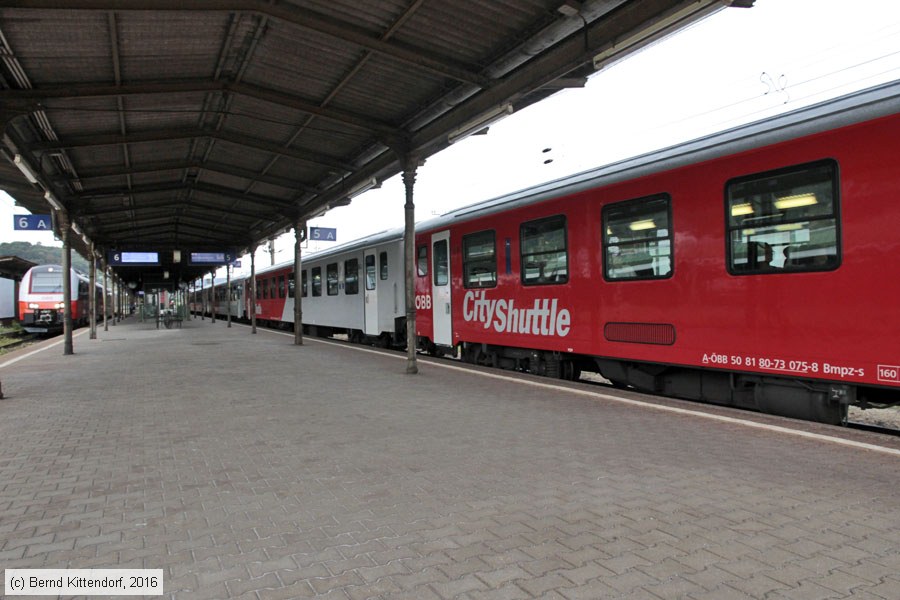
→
(0, 332, 40, 355)
(847, 420, 900, 437)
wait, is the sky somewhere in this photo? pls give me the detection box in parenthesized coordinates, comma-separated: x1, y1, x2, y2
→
(2, 0, 899, 277)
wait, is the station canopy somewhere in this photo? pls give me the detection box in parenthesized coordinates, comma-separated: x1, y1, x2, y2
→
(0, 0, 753, 286)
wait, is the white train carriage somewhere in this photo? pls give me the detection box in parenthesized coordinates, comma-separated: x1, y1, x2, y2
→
(249, 228, 406, 345)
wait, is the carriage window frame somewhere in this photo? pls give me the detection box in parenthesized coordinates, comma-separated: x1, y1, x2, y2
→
(344, 258, 359, 295)
(278, 275, 286, 298)
(302, 270, 308, 297)
(726, 159, 841, 275)
(287, 273, 295, 298)
(520, 215, 568, 286)
(463, 230, 497, 289)
(311, 266, 322, 297)
(602, 194, 673, 281)
(326, 262, 339, 296)
(365, 254, 377, 290)
(433, 239, 449, 286)
(417, 245, 428, 277)
(379, 251, 388, 280)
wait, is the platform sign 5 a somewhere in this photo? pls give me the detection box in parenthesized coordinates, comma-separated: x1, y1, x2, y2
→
(310, 227, 337, 241)
(14, 214, 52, 230)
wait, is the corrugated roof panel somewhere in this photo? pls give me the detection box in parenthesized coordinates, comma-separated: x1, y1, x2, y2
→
(204, 143, 274, 173)
(244, 26, 360, 102)
(0, 11, 113, 84)
(116, 140, 194, 164)
(68, 145, 125, 172)
(395, 0, 555, 67)
(44, 98, 122, 138)
(116, 14, 228, 81)
(328, 53, 446, 124)
(263, 159, 323, 185)
(120, 94, 206, 134)
(300, 0, 409, 36)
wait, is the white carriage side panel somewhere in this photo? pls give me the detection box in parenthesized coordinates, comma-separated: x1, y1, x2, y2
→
(431, 230, 452, 346)
(302, 250, 365, 331)
(0, 277, 14, 319)
(363, 249, 379, 336)
(376, 239, 405, 335)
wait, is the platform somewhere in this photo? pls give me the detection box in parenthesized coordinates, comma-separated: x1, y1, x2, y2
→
(1, 317, 899, 599)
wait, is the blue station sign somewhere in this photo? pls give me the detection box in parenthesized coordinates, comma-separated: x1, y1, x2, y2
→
(189, 250, 235, 265)
(14, 214, 52, 230)
(310, 227, 337, 241)
(109, 251, 161, 266)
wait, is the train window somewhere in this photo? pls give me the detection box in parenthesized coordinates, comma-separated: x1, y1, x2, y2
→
(255, 278, 262, 299)
(727, 160, 839, 274)
(31, 271, 63, 294)
(302, 270, 308, 297)
(327, 263, 339, 295)
(380, 251, 388, 280)
(365, 255, 376, 290)
(270, 278, 277, 299)
(463, 230, 497, 288)
(278, 275, 286, 298)
(287, 273, 295, 298)
(345, 259, 359, 295)
(520, 215, 568, 285)
(602, 195, 672, 280)
(433, 239, 449, 286)
(417, 245, 428, 277)
(31, 271, 63, 293)
(312, 267, 322, 296)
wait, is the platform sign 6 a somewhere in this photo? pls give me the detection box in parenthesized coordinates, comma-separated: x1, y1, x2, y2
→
(310, 227, 337, 241)
(14, 214, 52, 230)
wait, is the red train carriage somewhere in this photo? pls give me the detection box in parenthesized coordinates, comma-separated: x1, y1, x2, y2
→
(414, 82, 900, 424)
(18, 264, 100, 334)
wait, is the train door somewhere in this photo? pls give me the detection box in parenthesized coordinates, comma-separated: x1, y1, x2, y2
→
(431, 230, 452, 346)
(364, 251, 379, 336)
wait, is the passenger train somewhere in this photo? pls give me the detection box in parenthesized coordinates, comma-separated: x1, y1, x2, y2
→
(193, 81, 900, 425)
(18, 265, 108, 334)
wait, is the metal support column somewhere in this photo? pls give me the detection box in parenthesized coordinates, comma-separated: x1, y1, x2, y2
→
(60, 213, 74, 355)
(211, 272, 217, 323)
(226, 265, 232, 328)
(250, 247, 257, 334)
(402, 157, 418, 374)
(293, 219, 304, 346)
(89, 243, 97, 339)
(102, 259, 109, 331)
(112, 277, 117, 326)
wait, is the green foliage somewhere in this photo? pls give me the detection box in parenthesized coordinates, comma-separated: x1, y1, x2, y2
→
(0, 241, 89, 272)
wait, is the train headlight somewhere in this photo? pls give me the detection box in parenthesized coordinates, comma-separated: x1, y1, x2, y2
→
(55, 302, 65, 309)
(28, 302, 39, 309)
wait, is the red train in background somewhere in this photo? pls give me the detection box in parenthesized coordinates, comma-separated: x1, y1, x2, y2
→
(18, 264, 105, 334)
(413, 81, 900, 424)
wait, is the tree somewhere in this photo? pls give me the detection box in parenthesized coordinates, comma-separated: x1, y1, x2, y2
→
(0, 241, 90, 272)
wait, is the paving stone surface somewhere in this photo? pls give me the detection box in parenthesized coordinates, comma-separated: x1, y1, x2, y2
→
(1, 317, 899, 599)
